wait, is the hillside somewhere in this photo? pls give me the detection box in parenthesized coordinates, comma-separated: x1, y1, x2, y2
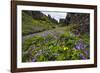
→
(22, 11, 90, 62)
(22, 11, 58, 35)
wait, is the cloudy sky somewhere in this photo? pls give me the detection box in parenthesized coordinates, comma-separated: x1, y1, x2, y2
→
(42, 11, 67, 22)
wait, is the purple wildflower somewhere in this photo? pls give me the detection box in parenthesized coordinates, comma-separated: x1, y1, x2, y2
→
(75, 45, 81, 50)
(32, 58, 36, 62)
(75, 41, 86, 50)
(85, 51, 89, 55)
(80, 54, 86, 60)
(80, 44, 85, 49)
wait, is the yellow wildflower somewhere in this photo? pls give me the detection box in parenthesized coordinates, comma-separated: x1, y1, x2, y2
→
(64, 47, 69, 50)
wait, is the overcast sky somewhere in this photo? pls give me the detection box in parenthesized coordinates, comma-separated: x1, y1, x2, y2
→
(42, 11, 67, 22)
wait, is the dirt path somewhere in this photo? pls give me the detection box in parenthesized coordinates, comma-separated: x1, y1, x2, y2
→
(23, 27, 66, 42)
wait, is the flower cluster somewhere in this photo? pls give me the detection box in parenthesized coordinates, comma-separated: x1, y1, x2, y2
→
(75, 41, 87, 50)
(79, 54, 86, 60)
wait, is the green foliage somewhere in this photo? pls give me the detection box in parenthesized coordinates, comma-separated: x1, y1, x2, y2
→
(22, 11, 90, 62)
(22, 53, 30, 62)
(22, 12, 56, 35)
(22, 31, 90, 62)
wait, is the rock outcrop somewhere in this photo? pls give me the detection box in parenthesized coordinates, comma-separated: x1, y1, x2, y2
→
(66, 13, 90, 25)
(59, 13, 90, 33)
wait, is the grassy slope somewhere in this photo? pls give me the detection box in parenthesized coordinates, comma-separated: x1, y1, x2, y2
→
(22, 12, 56, 35)
(22, 12, 90, 62)
(22, 26, 90, 62)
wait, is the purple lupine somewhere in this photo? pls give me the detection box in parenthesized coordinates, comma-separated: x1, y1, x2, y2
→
(85, 51, 89, 55)
(81, 44, 87, 50)
(75, 41, 86, 50)
(80, 54, 86, 60)
(32, 58, 36, 62)
(75, 45, 81, 50)
(80, 44, 84, 49)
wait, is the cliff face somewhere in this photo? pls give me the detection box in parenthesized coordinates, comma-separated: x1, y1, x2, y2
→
(66, 13, 90, 25)
(67, 13, 90, 33)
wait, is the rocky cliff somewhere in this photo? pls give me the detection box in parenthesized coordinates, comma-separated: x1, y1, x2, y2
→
(59, 13, 90, 33)
(66, 13, 90, 25)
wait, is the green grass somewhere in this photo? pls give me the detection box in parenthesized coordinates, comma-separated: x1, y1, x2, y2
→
(22, 28, 90, 62)
(22, 12, 90, 62)
(22, 12, 56, 35)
